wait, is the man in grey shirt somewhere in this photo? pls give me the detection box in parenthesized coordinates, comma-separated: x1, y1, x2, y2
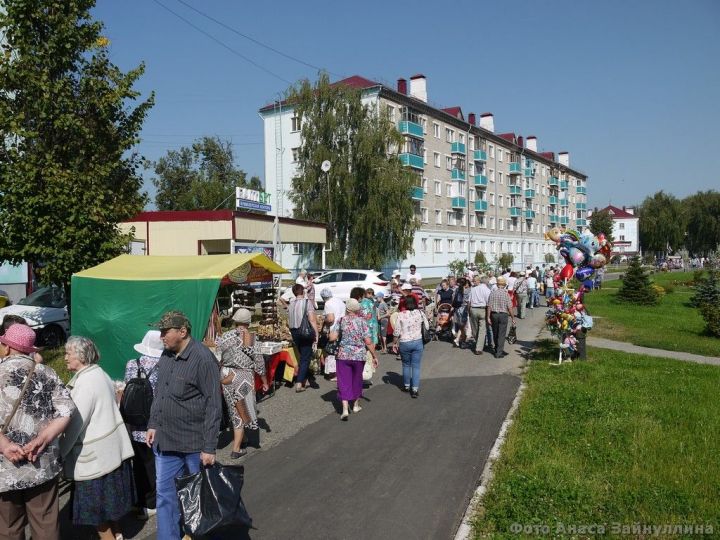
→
(146, 310, 221, 540)
(468, 275, 492, 355)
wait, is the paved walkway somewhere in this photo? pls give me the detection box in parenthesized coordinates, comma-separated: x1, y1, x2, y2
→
(58, 307, 549, 539)
(587, 337, 720, 366)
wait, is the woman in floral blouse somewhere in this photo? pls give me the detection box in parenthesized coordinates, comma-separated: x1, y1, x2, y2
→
(330, 298, 378, 421)
(0, 324, 75, 540)
(216, 308, 269, 458)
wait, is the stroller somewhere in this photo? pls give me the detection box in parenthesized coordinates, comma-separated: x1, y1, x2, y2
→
(433, 303, 454, 342)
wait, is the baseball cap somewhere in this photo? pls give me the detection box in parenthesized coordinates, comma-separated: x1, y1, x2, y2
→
(401, 283, 413, 291)
(375, 291, 385, 298)
(150, 310, 191, 330)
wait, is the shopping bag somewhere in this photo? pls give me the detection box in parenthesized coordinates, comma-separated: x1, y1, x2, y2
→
(506, 324, 518, 345)
(175, 464, 252, 537)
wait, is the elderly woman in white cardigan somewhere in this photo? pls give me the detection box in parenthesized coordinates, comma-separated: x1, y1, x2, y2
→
(60, 336, 134, 540)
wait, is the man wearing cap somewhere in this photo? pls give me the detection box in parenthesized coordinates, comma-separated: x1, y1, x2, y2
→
(486, 277, 516, 358)
(146, 311, 221, 540)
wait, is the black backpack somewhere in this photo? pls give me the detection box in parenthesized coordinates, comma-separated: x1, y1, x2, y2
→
(120, 359, 156, 428)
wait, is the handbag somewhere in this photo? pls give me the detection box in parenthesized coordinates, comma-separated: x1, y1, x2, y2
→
(296, 299, 315, 341)
(362, 354, 374, 381)
(175, 463, 252, 537)
(1, 359, 36, 435)
(324, 322, 342, 356)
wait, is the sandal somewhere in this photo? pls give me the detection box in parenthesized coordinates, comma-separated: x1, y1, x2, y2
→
(230, 449, 248, 459)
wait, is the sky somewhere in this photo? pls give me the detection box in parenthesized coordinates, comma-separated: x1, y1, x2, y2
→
(93, 0, 720, 210)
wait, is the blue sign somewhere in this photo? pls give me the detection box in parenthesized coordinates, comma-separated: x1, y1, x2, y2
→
(237, 200, 272, 212)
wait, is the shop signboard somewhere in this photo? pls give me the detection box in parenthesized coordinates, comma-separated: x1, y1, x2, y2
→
(236, 187, 272, 212)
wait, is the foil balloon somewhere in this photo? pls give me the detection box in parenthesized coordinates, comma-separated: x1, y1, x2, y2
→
(575, 265, 595, 281)
(559, 263, 575, 281)
(545, 227, 563, 243)
(589, 253, 607, 269)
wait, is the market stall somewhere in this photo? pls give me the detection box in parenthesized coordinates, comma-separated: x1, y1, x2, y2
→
(71, 253, 288, 380)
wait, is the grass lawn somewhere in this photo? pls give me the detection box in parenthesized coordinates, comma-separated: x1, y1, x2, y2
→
(582, 271, 719, 357)
(473, 345, 720, 538)
(43, 346, 72, 383)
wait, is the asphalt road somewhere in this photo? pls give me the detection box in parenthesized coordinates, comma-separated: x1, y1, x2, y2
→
(58, 307, 548, 539)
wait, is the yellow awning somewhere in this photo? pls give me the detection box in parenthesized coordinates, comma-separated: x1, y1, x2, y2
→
(74, 254, 288, 281)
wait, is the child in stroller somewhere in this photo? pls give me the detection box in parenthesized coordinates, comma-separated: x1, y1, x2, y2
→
(433, 302, 454, 341)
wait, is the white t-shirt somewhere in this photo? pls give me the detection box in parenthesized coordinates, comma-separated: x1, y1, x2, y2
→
(323, 297, 346, 330)
(406, 271, 422, 283)
(281, 287, 296, 303)
(526, 276, 537, 290)
(489, 277, 497, 290)
(295, 276, 307, 287)
(506, 276, 517, 291)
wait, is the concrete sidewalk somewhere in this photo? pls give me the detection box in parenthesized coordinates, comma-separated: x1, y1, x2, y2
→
(587, 336, 720, 366)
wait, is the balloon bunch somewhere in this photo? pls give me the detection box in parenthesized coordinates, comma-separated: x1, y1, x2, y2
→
(545, 227, 613, 283)
(544, 285, 590, 358)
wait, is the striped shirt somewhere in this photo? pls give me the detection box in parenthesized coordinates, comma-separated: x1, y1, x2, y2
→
(148, 338, 222, 454)
(488, 287, 513, 314)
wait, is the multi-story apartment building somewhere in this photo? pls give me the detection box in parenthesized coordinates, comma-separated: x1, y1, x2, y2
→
(587, 205, 639, 256)
(259, 74, 589, 277)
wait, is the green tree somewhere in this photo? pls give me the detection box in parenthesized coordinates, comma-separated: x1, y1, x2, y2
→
(617, 257, 659, 305)
(638, 191, 685, 256)
(544, 252, 556, 264)
(474, 251, 487, 265)
(684, 191, 720, 257)
(0, 0, 153, 292)
(287, 73, 419, 269)
(589, 209, 615, 242)
(448, 259, 467, 277)
(152, 136, 261, 210)
(498, 253, 514, 269)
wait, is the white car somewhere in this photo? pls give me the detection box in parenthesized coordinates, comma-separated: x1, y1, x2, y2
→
(313, 270, 390, 301)
(0, 287, 69, 347)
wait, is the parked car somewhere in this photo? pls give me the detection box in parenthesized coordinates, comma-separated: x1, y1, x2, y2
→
(312, 270, 390, 301)
(0, 286, 69, 347)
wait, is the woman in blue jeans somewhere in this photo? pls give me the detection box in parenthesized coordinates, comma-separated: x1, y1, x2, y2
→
(287, 283, 319, 392)
(391, 295, 427, 398)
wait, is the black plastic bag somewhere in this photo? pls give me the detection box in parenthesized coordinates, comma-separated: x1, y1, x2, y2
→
(506, 324, 518, 344)
(175, 464, 252, 537)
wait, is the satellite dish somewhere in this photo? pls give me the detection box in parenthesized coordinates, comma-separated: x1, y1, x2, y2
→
(321, 160, 331, 172)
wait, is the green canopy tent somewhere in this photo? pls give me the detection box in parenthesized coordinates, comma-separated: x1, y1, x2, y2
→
(71, 254, 287, 380)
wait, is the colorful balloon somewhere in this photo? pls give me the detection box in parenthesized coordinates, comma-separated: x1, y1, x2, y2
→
(575, 266, 595, 281)
(559, 263, 575, 281)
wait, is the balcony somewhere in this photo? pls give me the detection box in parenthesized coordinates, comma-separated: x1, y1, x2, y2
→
(560, 199, 569, 207)
(509, 207, 522, 217)
(473, 175, 488, 188)
(451, 197, 466, 209)
(474, 200, 488, 212)
(576, 202, 586, 210)
(524, 168, 535, 178)
(549, 214, 559, 223)
(524, 189, 536, 199)
(473, 149, 487, 162)
(560, 216, 570, 225)
(509, 162, 522, 175)
(560, 179, 569, 190)
(549, 176, 559, 187)
(411, 186, 424, 201)
(548, 195, 558, 205)
(576, 218, 587, 227)
(509, 185, 522, 195)
(399, 153, 424, 170)
(450, 142, 466, 155)
(451, 169, 466, 181)
(524, 209, 536, 220)
(397, 120, 423, 139)
(576, 186, 587, 195)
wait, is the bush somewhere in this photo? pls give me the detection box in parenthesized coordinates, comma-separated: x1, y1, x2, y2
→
(544, 252, 555, 264)
(498, 253, 514, 269)
(474, 251, 487, 265)
(700, 304, 720, 337)
(651, 284, 666, 299)
(617, 257, 659, 305)
(663, 284, 675, 294)
(690, 268, 720, 308)
(447, 258, 467, 277)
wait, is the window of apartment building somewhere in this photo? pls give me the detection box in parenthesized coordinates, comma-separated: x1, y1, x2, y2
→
(619, 223, 625, 229)
(446, 156, 453, 170)
(292, 243, 301, 254)
(535, 224, 540, 233)
(490, 240, 496, 252)
(434, 238, 443, 253)
(478, 216, 486, 228)
(459, 239, 466, 253)
(422, 177, 428, 193)
(424, 149, 428, 165)
(499, 195, 504, 208)
(291, 114, 301, 132)
(481, 240, 487, 251)
(435, 181, 442, 196)
(490, 192, 496, 205)
(470, 214, 476, 227)
(469, 189, 476, 202)
(435, 210, 442, 224)
(469, 162, 475, 177)
(434, 152, 440, 167)
(498, 171, 503, 185)
(490, 217, 495, 230)
(488, 144, 494, 158)
(507, 241, 512, 253)
(457, 183, 465, 197)
(470, 240, 476, 253)
(446, 183, 453, 197)
(421, 118, 427, 135)
(445, 128, 454, 142)
(433, 122, 440, 138)
(447, 211, 455, 226)
(459, 133, 465, 145)
(461, 212, 467, 226)
(497, 148, 503, 162)
(421, 238, 428, 252)
(499, 241, 504, 252)
(420, 207, 428, 223)
(291, 147, 300, 162)
(508, 220, 514, 232)
(469, 136, 475, 150)
(447, 239, 455, 252)
(489, 168, 495, 182)
(499, 219, 504, 231)
(620, 235, 625, 241)
(386, 105, 395, 121)
(576, 210, 583, 219)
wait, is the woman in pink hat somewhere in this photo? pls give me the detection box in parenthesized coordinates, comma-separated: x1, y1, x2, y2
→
(0, 324, 76, 540)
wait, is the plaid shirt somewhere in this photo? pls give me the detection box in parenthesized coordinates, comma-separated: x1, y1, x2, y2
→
(488, 287, 513, 314)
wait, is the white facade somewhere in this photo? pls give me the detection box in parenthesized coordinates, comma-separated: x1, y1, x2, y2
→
(613, 217, 639, 254)
(259, 76, 589, 277)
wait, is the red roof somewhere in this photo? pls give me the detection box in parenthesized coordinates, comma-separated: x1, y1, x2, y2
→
(331, 75, 381, 89)
(498, 132, 516, 143)
(539, 151, 555, 160)
(597, 205, 637, 219)
(441, 106, 463, 119)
